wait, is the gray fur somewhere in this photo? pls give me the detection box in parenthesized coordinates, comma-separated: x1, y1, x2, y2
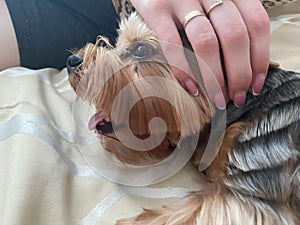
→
(225, 66, 300, 221)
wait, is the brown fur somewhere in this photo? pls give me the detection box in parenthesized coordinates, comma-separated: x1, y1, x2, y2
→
(68, 13, 300, 225)
(69, 15, 211, 164)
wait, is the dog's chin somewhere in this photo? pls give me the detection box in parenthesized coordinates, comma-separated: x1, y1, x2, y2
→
(95, 127, 176, 166)
(87, 109, 178, 166)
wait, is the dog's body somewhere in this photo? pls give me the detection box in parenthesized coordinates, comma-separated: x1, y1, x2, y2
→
(67, 13, 300, 225)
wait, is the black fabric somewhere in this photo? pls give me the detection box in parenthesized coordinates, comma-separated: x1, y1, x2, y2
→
(5, 0, 119, 69)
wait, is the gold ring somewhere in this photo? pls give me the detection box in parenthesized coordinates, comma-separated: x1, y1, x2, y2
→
(207, 0, 223, 16)
(182, 10, 206, 28)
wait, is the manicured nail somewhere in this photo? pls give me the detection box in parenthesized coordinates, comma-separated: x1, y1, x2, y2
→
(185, 79, 199, 96)
(214, 91, 226, 110)
(234, 90, 247, 108)
(252, 74, 265, 96)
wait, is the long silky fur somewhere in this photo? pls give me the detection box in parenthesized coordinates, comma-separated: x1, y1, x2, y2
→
(68, 12, 300, 225)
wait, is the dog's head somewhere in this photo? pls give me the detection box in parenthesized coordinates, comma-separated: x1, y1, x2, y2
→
(67, 13, 212, 165)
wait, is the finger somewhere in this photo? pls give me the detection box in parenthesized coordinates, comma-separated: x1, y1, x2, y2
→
(232, 0, 270, 95)
(173, 3, 227, 109)
(201, 0, 252, 107)
(155, 15, 199, 96)
(131, 1, 199, 96)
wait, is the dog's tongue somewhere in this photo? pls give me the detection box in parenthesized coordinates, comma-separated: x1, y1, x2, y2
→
(88, 112, 104, 130)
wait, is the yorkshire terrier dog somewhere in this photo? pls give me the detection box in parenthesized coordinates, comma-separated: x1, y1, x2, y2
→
(67, 13, 300, 225)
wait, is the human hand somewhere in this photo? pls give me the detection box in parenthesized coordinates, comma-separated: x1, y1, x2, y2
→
(130, 0, 270, 109)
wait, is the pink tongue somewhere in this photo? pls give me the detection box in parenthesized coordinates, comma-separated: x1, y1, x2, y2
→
(88, 112, 105, 130)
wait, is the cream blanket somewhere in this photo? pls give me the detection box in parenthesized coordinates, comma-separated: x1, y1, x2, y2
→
(1, 3, 300, 224)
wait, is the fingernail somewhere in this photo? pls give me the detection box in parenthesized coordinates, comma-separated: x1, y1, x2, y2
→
(252, 74, 265, 96)
(234, 90, 247, 108)
(185, 79, 199, 96)
(214, 91, 226, 110)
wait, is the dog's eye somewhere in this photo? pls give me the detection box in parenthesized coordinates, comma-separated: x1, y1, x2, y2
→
(129, 43, 152, 59)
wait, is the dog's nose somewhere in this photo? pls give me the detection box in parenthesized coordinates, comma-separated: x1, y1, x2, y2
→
(66, 54, 83, 74)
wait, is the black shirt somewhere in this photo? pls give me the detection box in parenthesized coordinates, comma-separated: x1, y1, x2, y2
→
(5, 0, 119, 69)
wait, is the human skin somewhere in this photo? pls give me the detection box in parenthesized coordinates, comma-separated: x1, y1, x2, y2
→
(131, 0, 270, 109)
(0, 0, 20, 71)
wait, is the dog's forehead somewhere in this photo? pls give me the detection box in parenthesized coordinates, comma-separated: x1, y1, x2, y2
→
(116, 12, 157, 46)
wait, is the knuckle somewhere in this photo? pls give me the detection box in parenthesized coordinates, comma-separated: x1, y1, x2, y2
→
(160, 35, 181, 53)
(191, 31, 218, 52)
(132, 0, 161, 13)
(144, 0, 166, 11)
(223, 26, 249, 44)
(162, 34, 179, 45)
(249, 12, 270, 35)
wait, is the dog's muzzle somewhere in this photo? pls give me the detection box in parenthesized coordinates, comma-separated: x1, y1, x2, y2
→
(66, 54, 83, 74)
